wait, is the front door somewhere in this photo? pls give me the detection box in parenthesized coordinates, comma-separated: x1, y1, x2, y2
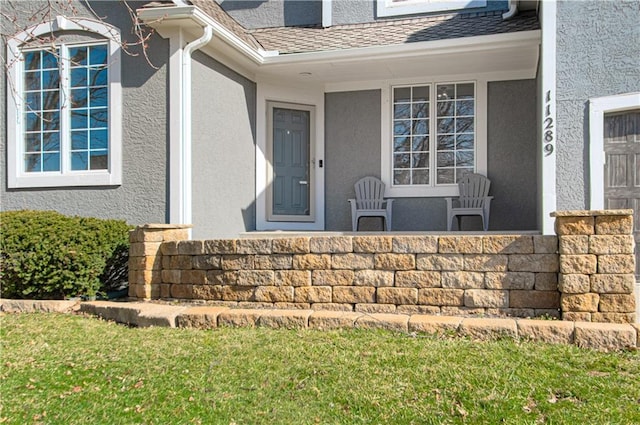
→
(268, 103, 314, 221)
(603, 110, 640, 278)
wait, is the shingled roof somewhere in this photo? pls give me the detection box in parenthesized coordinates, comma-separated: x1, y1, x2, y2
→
(182, 1, 539, 55)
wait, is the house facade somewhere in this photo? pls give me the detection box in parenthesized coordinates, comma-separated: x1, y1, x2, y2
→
(2, 0, 639, 240)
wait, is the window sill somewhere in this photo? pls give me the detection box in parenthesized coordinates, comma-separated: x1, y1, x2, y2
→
(8, 172, 122, 189)
(385, 184, 459, 198)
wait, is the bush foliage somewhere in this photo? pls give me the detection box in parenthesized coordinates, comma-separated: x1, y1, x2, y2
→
(0, 210, 131, 299)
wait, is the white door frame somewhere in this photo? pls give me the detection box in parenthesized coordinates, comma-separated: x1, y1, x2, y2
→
(256, 81, 325, 231)
(588, 92, 640, 209)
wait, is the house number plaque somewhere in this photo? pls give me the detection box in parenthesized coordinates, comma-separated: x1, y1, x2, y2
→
(543, 90, 554, 156)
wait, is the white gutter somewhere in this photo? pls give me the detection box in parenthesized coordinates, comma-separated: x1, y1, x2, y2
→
(178, 24, 212, 235)
(502, 0, 519, 20)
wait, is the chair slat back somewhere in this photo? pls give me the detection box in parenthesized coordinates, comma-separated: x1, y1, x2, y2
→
(458, 173, 490, 208)
(355, 177, 386, 210)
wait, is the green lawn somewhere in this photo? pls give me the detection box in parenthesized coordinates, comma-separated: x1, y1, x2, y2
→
(1, 313, 639, 424)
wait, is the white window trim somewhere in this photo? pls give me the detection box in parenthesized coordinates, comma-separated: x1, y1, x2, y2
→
(377, 0, 487, 18)
(381, 78, 487, 197)
(588, 92, 640, 210)
(6, 16, 122, 188)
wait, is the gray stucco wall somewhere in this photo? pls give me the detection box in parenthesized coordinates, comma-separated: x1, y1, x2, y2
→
(487, 80, 538, 230)
(1, 1, 169, 225)
(220, 0, 321, 29)
(555, 0, 640, 210)
(325, 81, 537, 231)
(191, 52, 256, 239)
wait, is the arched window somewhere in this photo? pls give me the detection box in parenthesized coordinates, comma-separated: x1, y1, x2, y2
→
(7, 16, 122, 188)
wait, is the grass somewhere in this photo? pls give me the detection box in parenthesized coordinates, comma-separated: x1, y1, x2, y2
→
(1, 313, 639, 424)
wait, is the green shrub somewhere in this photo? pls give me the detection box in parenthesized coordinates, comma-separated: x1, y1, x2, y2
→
(0, 210, 132, 299)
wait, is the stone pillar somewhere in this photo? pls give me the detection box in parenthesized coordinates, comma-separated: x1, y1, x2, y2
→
(552, 210, 636, 323)
(128, 224, 191, 300)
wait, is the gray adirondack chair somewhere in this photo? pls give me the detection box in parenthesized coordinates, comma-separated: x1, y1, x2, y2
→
(348, 176, 394, 231)
(445, 173, 493, 231)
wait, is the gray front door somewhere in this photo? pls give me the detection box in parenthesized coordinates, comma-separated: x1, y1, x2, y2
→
(271, 106, 311, 218)
(603, 110, 640, 278)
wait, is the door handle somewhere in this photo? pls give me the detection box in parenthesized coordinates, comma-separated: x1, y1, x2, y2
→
(299, 181, 308, 185)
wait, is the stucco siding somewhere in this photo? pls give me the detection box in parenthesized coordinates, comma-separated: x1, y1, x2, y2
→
(487, 80, 538, 230)
(1, 1, 169, 225)
(555, 0, 640, 210)
(191, 51, 256, 239)
(220, 0, 321, 29)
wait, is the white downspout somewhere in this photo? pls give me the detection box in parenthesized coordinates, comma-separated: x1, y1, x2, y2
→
(180, 25, 213, 237)
(502, 0, 519, 20)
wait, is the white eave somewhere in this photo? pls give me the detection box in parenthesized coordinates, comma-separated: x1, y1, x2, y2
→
(138, 5, 541, 84)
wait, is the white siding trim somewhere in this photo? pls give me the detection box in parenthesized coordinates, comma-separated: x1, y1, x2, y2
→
(589, 92, 640, 209)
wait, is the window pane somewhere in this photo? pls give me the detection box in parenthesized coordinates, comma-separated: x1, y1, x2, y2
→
(72, 109, 88, 129)
(437, 169, 455, 184)
(90, 151, 108, 170)
(412, 119, 428, 135)
(394, 103, 411, 119)
(89, 45, 108, 65)
(42, 153, 60, 171)
(456, 151, 474, 167)
(41, 50, 58, 69)
(412, 86, 429, 102)
(71, 88, 88, 108)
(26, 133, 41, 152)
(456, 117, 474, 133)
(41, 111, 60, 131)
(394, 153, 410, 168)
(412, 153, 429, 168)
(394, 87, 411, 103)
(71, 151, 88, 170)
(25, 71, 40, 91)
(412, 169, 429, 185)
(71, 68, 87, 86)
(26, 112, 41, 131)
(437, 118, 454, 134)
(456, 134, 474, 150)
(437, 134, 455, 150)
(437, 151, 454, 168)
(69, 47, 88, 66)
(90, 68, 107, 86)
(456, 83, 474, 99)
(42, 70, 59, 90)
(394, 136, 410, 152)
(436, 84, 454, 101)
(456, 100, 474, 116)
(394, 120, 411, 136)
(42, 132, 60, 152)
(437, 101, 454, 117)
(456, 168, 474, 181)
(412, 135, 428, 151)
(90, 87, 108, 107)
(26, 92, 41, 111)
(90, 129, 108, 150)
(394, 170, 410, 185)
(72, 131, 88, 150)
(412, 103, 428, 119)
(42, 90, 60, 110)
(25, 154, 42, 172)
(24, 51, 40, 70)
(90, 108, 108, 128)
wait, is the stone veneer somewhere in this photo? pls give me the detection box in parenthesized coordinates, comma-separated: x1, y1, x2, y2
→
(552, 210, 637, 323)
(128, 210, 636, 324)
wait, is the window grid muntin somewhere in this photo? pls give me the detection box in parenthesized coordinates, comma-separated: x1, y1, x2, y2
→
(21, 41, 109, 175)
(391, 81, 476, 188)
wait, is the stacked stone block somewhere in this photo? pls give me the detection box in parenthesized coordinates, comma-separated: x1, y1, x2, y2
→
(128, 224, 192, 299)
(553, 210, 636, 323)
(132, 232, 562, 318)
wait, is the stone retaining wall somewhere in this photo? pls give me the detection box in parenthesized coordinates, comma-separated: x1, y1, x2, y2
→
(128, 210, 636, 324)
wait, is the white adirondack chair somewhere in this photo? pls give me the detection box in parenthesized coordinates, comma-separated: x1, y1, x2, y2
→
(445, 173, 493, 231)
(348, 176, 394, 231)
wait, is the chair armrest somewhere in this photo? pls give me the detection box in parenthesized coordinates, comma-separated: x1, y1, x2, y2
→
(347, 198, 356, 205)
(445, 197, 455, 209)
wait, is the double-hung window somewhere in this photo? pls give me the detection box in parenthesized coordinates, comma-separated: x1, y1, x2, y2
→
(384, 81, 484, 197)
(7, 17, 122, 188)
